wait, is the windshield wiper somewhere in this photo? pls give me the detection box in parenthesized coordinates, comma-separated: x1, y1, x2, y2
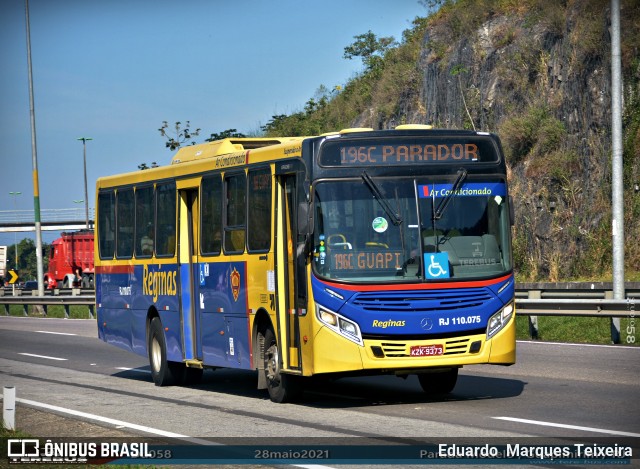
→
(361, 171, 403, 226)
(433, 168, 467, 220)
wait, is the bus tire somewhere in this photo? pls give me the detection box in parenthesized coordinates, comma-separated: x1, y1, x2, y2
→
(263, 327, 302, 403)
(148, 317, 182, 386)
(417, 368, 458, 395)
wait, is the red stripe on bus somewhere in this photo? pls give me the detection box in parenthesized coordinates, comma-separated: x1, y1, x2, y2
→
(95, 265, 135, 274)
(317, 273, 512, 292)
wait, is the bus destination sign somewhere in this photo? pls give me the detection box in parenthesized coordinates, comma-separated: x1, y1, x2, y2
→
(319, 138, 499, 167)
(330, 250, 403, 272)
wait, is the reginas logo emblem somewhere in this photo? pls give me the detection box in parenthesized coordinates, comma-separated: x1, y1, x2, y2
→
(230, 267, 240, 302)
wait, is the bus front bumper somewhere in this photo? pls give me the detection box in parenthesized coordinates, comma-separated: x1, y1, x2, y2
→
(311, 315, 516, 375)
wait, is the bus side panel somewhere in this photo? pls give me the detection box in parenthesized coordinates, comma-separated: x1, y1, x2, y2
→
(98, 306, 134, 353)
(159, 309, 183, 362)
(200, 310, 228, 365)
(196, 261, 251, 369)
(141, 263, 181, 361)
(96, 266, 136, 355)
(98, 264, 183, 361)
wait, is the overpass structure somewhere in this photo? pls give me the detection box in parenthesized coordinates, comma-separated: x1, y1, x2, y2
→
(0, 208, 94, 232)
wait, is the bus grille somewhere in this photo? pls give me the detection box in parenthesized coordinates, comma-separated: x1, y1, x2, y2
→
(379, 337, 471, 357)
(351, 289, 493, 313)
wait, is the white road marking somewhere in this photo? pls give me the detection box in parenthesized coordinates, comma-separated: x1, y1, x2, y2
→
(11, 396, 338, 469)
(14, 397, 190, 438)
(35, 330, 77, 336)
(493, 416, 640, 437)
(18, 353, 67, 361)
(115, 367, 150, 374)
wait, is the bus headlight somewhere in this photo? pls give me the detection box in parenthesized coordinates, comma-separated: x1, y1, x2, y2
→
(316, 305, 363, 346)
(486, 303, 514, 340)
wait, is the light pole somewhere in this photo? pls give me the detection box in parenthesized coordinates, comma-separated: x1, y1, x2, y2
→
(77, 137, 92, 229)
(9, 191, 21, 293)
(9, 192, 21, 269)
(25, 0, 45, 296)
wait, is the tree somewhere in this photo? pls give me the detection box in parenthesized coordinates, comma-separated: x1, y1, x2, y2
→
(158, 121, 201, 151)
(205, 129, 246, 142)
(261, 115, 290, 135)
(343, 30, 397, 72)
(138, 162, 158, 171)
(7, 238, 50, 281)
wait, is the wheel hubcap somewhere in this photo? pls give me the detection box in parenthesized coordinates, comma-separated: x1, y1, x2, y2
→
(265, 343, 279, 382)
(151, 337, 161, 372)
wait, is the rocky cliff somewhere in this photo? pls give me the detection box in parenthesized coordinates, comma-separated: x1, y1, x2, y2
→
(364, 0, 640, 280)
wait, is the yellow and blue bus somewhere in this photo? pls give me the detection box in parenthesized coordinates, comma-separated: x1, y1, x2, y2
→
(95, 125, 515, 403)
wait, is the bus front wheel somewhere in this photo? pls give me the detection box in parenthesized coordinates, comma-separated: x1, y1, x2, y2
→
(263, 327, 302, 403)
(417, 368, 458, 395)
(148, 317, 182, 386)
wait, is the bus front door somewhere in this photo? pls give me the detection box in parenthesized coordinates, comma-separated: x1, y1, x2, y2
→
(274, 174, 304, 373)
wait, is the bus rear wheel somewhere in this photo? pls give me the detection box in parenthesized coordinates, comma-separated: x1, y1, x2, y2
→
(148, 317, 183, 386)
(417, 368, 458, 395)
(263, 327, 302, 403)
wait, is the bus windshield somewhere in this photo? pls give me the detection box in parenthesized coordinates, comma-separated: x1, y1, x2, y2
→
(312, 176, 512, 282)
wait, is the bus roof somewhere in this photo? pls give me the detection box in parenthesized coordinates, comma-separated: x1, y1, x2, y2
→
(170, 137, 304, 164)
(95, 136, 307, 188)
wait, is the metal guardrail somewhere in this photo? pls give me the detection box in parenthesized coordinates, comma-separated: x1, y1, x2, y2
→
(514, 282, 639, 344)
(516, 298, 637, 316)
(0, 283, 637, 342)
(515, 282, 639, 316)
(0, 288, 94, 318)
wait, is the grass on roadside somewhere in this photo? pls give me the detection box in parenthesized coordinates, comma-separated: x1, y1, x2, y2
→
(4, 304, 93, 319)
(516, 315, 638, 345)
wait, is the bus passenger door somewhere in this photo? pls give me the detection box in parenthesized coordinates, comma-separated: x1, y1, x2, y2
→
(178, 188, 202, 362)
(274, 171, 306, 373)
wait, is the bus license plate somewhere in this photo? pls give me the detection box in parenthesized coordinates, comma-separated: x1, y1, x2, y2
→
(410, 344, 444, 357)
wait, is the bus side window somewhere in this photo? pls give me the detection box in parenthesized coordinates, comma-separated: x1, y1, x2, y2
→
(116, 188, 134, 259)
(247, 168, 271, 252)
(224, 172, 246, 254)
(98, 191, 115, 259)
(156, 182, 176, 257)
(201, 174, 222, 255)
(135, 185, 154, 257)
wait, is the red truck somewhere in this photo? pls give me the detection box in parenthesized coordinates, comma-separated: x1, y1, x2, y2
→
(45, 230, 94, 289)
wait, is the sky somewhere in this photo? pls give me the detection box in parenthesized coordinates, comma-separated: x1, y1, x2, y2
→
(0, 0, 426, 246)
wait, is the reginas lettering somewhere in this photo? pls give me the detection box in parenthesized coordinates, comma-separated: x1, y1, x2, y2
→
(143, 264, 178, 302)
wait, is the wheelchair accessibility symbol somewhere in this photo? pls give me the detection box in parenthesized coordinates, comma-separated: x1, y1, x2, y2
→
(424, 252, 450, 279)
